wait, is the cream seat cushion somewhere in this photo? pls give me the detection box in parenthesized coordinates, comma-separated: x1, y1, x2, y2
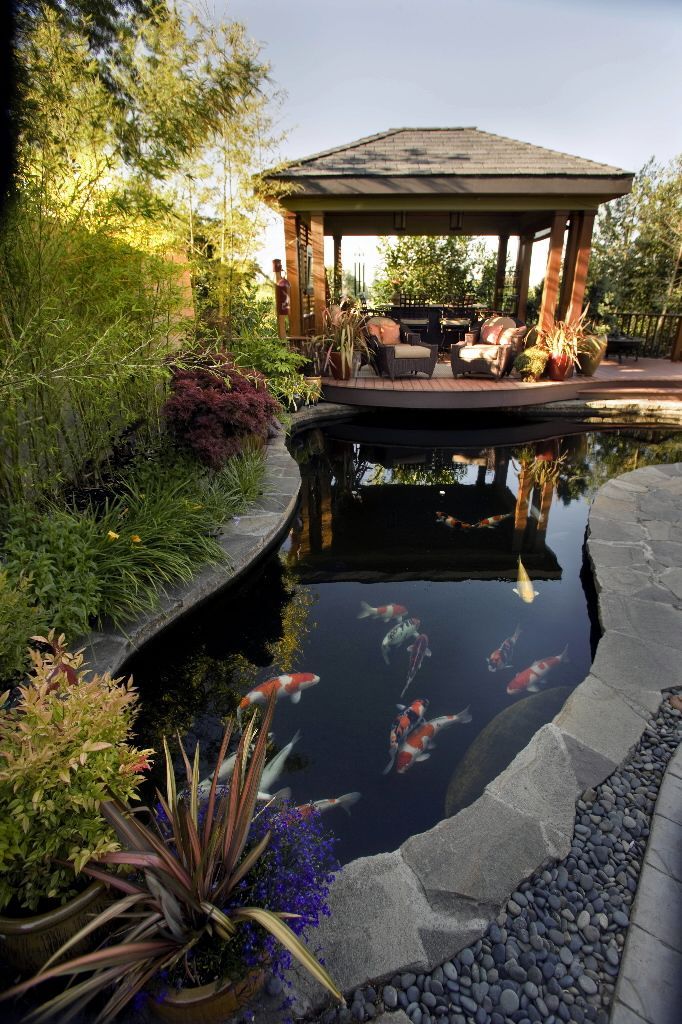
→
(394, 344, 432, 358)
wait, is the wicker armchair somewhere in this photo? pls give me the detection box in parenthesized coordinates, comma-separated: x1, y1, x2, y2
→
(365, 316, 439, 380)
(450, 316, 526, 380)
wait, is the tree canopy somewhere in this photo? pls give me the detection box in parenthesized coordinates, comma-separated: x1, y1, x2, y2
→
(371, 235, 503, 305)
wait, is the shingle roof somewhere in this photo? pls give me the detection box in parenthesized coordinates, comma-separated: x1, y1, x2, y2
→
(277, 127, 629, 179)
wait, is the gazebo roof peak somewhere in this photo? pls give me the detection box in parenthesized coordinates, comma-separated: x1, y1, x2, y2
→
(277, 126, 630, 179)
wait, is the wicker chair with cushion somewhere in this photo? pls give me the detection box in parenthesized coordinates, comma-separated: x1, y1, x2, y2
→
(365, 316, 439, 381)
(450, 316, 527, 380)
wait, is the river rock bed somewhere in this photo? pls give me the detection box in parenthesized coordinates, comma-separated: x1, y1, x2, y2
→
(282, 691, 681, 1024)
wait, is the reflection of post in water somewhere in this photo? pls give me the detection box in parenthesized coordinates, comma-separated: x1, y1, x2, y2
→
(512, 444, 564, 553)
(287, 430, 334, 561)
(513, 460, 534, 553)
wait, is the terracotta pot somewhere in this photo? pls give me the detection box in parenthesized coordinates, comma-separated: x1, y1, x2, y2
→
(545, 354, 574, 381)
(150, 966, 267, 1024)
(327, 351, 352, 380)
(0, 882, 109, 975)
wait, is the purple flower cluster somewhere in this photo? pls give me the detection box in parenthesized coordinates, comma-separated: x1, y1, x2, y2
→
(227, 804, 340, 977)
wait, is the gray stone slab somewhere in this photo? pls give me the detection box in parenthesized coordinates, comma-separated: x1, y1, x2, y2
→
(646, 811, 682, 882)
(659, 567, 682, 601)
(596, 592, 682, 654)
(588, 516, 648, 544)
(610, 1001, 651, 1024)
(631, 863, 682, 952)
(291, 850, 491, 1003)
(654, 768, 682, 826)
(615, 922, 682, 1024)
(485, 724, 577, 839)
(590, 632, 678, 713)
(375, 1014, 411, 1024)
(594, 566, 655, 596)
(401, 791, 566, 910)
(644, 519, 673, 541)
(226, 511, 284, 536)
(553, 674, 649, 766)
(638, 489, 682, 522)
(587, 539, 650, 570)
(649, 539, 682, 568)
(590, 493, 639, 521)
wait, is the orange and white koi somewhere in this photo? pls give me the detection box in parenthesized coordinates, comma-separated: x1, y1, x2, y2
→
(470, 514, 512, 529)
(238, 673, 319, 726)
(506, 646, 569, 695)
(400, 634, 431, 698)
(297, 792, 362, 817)
(383, 699, 429, 774)
(436, 511, 472, 530)
(394, 709, 473, 774)
(487, 625, 521, 672)
(381, 618, 420, 664)
(513, 557, 539, 604)
(358, 601, 407, 622)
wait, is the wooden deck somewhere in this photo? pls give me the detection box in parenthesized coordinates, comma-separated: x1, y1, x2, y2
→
(321, 357, 682, 410)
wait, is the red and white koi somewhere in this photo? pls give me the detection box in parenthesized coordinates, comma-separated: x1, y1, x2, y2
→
(381, 617, 420, 664)
(358, 601, 407, 622)
(487, 625, 521, 672)
(436, 511, 472, 529)
(297, 792, 362, 817)
(400, 634, 432, 698)
(506, 646, 569, 695)
(238, 673, 319, 726)
(383, 698, 429, 774)
(470, 513, 512, 529)
(394, 709, 473, 774)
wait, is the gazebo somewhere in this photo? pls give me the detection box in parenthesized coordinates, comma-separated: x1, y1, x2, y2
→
(264, 127, 633, 336)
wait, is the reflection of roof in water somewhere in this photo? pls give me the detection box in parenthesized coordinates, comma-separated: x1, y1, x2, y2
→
(293, 480, 562, 583)
(325, 418, 591, 450)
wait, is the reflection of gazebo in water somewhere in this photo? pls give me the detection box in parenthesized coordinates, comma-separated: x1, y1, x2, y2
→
(288, 440, 562, 583)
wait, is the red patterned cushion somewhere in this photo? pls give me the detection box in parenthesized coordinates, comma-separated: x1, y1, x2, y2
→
(480, 316, 516, 344)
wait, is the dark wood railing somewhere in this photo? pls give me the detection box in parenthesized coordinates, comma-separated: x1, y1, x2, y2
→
(605, 311, 682, 359)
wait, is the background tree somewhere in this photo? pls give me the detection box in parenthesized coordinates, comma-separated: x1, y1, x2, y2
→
(372, 236, 504, 305)
(587, 156, 682, 315)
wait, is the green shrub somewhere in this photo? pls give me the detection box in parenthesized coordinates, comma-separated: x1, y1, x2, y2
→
(0, 572, 47, 684)
(1, 506, 102, 638)
(513, 345, 549, 382)
(0, 637, 152, 912)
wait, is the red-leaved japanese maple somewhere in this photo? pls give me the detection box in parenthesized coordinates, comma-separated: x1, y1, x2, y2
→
(163, 352, 280, 468)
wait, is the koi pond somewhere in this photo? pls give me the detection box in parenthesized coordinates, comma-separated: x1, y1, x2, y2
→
(126, 417, 682, 864)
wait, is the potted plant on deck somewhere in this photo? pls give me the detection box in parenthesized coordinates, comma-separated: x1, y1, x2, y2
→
(576, 321, 609, 376)
(1, 694, 343, 1023)
(537, 319, 580, 381)
(322, 304, 372, 380)
(0, 635, 152, 975)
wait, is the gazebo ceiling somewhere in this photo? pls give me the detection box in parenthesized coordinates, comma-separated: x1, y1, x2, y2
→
(265, 127, 633, 232)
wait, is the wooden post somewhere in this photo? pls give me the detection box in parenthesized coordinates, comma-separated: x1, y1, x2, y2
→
(566, 212, 596, 324)
(272, 258, 286, 340)
(515, 236, 533, 322)
(283, 212, 302, 337)
(493, 235, 509, 311)
(671, 316, 682, 362)
(557, 213, 581, 321)
(333, 235, 343, 302)
(309, 213, 326, 334)
(538, 212, 568, 333)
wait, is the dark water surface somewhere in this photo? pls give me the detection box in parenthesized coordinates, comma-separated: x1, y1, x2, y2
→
(125, 419, 682, 863)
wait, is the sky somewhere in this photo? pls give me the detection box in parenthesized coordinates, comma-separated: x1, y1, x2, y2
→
(200, 0, 682, 287)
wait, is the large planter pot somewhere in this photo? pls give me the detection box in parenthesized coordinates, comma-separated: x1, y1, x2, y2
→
(0, 881, 109, 975)
(545, 354, 574, 381)
(576, 338, 607, 376)
(150, 966, 267, 1024)
(327, 351, 352, 381)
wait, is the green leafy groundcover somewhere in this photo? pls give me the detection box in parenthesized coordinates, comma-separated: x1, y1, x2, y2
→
(0, 448, 265, 672)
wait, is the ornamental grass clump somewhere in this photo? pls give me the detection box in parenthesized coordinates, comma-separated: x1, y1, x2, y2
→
(163, 351, 281, 469)
(1, 694, 343, 1023)
(0, 634, 152, 913)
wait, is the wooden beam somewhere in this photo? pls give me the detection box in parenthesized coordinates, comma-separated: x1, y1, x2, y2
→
(538, 212, 568, 333)
(493, 235, 509, 310)
(283, 212, 302, 337)
(309, 213, 326, 333)
(557, 213, 581, 321)
(333, 235, 342, 301)
(515, 235, 533, 323)
(566, 212, 595, 323)
(671, 316, 682, 362)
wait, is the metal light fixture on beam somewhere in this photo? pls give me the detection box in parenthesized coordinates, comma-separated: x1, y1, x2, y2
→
(393, 212, 406, 232)
(449, 212, 463, 231)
